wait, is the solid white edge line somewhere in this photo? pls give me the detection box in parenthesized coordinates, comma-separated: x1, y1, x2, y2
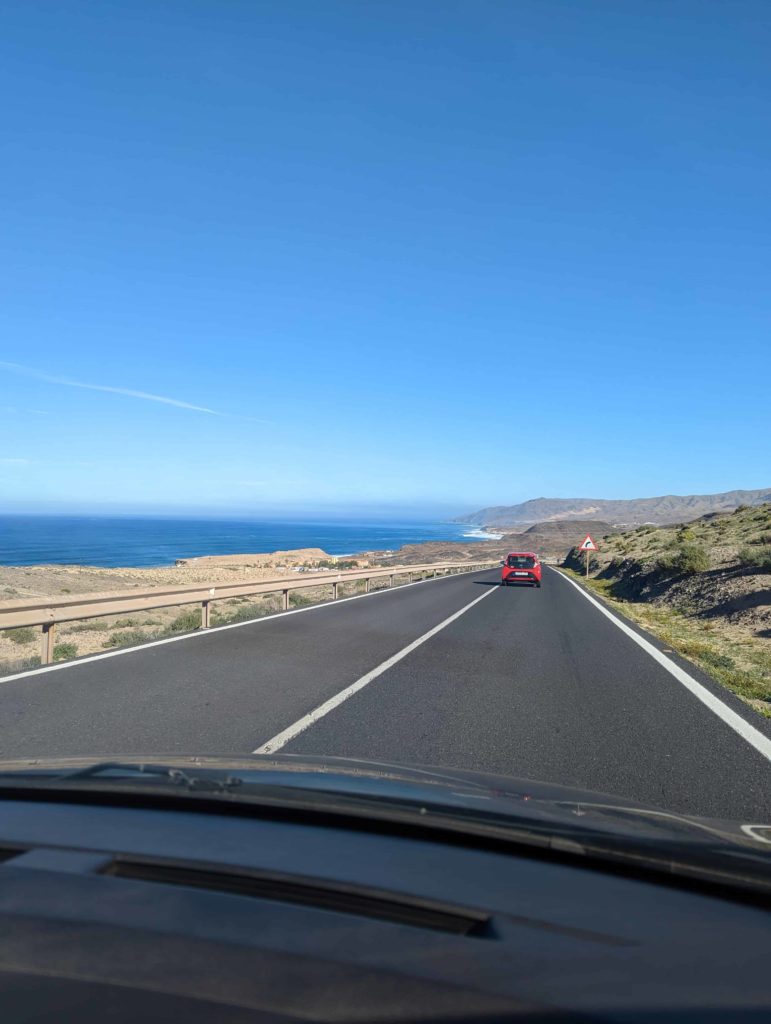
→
(550, 567, 771, 763)
(253, 583, 498, 754)
(0, 567, 495, 685)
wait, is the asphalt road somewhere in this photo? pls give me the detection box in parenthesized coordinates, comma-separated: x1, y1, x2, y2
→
(1, 567, 770, 820)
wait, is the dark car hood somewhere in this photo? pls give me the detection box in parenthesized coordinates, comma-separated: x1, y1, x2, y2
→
(0, 751, 768, 854)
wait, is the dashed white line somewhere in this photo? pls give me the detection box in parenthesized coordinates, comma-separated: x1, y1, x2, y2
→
(254, 583, 498, 754)
(551, 568, 771, 763)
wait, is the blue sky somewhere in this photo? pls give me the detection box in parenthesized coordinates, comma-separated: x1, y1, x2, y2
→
(2, 0, 769, 517)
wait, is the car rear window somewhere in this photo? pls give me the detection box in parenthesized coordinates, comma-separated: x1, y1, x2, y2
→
(507, 555, 535, 568)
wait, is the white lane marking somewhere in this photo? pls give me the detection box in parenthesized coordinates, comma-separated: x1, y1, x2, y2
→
(0, 567, 493, 685)
(254, 583, 498, 754)
(551, 568, 771, 763)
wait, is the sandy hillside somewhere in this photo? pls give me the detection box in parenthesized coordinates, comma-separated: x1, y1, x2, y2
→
(0, 548, 367, 603)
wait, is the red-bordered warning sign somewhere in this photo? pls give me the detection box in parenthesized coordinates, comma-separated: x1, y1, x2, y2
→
(579, 534, 598, 551)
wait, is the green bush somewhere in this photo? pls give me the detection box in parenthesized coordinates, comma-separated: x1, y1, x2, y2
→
(1, 626, 36, 645)
(698, 649, 735, 671)
(675, 642, 768, 702)
(113, 617, 139, 628)
(164, 609, 202, 634)
(103, 629, 154, 649)
(658, 543, 710, 575)
(677, 527, 696, 542)
(722, 668, 771, 704)
(674, 639, 735, 670)
(53, 642, 78, 661)
(212, 601, 274, 626)
(738, 545, 771, 572)
(679, 544, 710, 573)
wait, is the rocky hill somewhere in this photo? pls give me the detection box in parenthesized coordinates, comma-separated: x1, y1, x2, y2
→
(455, 488, 771, 528)
(369, 519, 615, 566)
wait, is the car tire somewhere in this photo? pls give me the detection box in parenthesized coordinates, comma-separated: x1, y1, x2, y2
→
(535, 581, 541, 588)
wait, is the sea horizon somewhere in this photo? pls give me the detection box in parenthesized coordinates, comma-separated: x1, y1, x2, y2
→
(0, 513, 497, 569)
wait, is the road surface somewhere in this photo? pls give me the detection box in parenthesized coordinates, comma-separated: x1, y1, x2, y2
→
(1, 567, 769, 820)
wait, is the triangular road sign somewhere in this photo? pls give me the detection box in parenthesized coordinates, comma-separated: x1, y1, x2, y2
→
(579, 534, 597, 551)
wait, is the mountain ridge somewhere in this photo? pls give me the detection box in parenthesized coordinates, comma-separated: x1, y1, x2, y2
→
(454, 488, 771, 528)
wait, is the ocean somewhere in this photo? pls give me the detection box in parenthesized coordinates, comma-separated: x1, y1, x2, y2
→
(0, 515, 495, 569)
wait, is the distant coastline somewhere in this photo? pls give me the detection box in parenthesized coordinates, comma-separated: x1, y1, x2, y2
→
(459, 527, 505, 541)
(0, 514, 485, 569)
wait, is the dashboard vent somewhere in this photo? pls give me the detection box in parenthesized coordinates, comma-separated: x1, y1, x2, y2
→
(105, 858, 493, 937)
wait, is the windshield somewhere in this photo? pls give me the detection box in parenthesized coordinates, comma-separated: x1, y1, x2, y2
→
(0, 1, 769, 857)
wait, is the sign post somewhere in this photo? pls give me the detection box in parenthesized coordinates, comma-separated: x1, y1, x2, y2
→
(578, 534, 598, 578)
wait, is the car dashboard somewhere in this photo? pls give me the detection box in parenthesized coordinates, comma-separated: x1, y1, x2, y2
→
(0, 791, 769, 1023)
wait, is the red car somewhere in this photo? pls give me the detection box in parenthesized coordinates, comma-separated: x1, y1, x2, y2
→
(501, 551, 542, 587)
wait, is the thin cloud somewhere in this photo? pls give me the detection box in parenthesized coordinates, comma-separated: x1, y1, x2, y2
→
(0, 458, 32, 465)
(0, 361, 220, 415)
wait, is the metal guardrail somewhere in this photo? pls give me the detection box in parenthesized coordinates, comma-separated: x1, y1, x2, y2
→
(0, 561, 497, 664)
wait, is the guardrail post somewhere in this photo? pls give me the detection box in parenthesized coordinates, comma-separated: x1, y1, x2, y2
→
(282, 589, 289, 611)
(200, 601, 210, 629)
(332, 582, 338, 600)
(389, 574, 394, 588)
(365, 578, 370, 593)
(41, 623, 55, 665)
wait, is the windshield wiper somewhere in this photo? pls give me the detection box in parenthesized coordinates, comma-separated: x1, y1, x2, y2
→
(51, 761, 244, 794)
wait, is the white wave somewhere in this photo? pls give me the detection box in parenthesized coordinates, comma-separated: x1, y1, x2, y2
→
(462, 527, 504, 540)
